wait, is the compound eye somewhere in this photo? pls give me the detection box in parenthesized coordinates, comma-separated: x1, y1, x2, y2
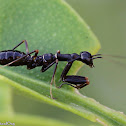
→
(80, 52, 92, 59)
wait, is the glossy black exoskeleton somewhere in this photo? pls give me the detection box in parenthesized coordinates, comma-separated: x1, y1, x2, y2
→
(0, 40, 102, 99)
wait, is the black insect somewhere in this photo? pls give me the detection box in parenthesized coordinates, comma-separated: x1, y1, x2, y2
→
(0, 40, 102, 99)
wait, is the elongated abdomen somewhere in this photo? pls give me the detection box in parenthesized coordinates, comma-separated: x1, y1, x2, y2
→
(0, 50, 27, 66)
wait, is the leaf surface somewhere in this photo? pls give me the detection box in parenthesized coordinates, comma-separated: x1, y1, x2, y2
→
(1, 0, 125, 126)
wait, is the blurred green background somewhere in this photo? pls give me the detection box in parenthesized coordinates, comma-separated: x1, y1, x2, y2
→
(12, 0, 126, 126)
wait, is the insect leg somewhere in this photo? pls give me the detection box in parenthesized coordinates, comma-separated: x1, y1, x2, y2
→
(60, 62, 89, 89)
(59, 82, 88, 89)
(32, 49, 39, 57)
(77, 83, 88, 89)
(62, 75, 89, 89)
(58, 83, 77, 88)
(50, 50, 60, 99)
(41, 60, 56, 72)
(12, 40, 29, 54)
(41, 61, 59, 88)
(60, 62, 73, 80)
(53, 76, 58, 88)
(50, 59, 58, 99)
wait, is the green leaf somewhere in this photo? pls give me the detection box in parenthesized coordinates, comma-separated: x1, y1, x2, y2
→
(1, 0, 126, 126)
(0, 114, 74, 126)
(0, 83, 13, 114)
(0, 0, 100, 84)
(0, 73, 126, 126)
